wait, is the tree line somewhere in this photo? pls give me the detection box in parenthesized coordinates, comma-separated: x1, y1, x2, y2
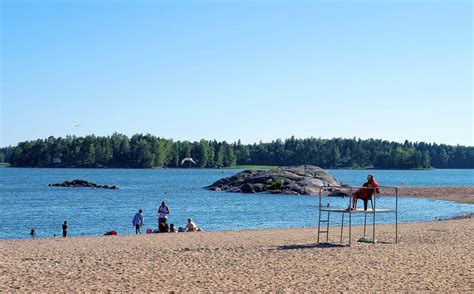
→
(0, 133, 473, 169)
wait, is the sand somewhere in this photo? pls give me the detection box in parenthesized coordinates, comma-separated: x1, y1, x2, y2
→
(328, 186, 474, 204)
(1, 186, 473, 292)
(398, 186, 474, 204)
(1, 220, 473, 292)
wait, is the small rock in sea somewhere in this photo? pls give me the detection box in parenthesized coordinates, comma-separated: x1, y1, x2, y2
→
(48, 180, 118, 190)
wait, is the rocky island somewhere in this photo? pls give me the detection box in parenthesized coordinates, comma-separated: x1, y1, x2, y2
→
(205, 165, 340, 195)
(48, 179, 118, 189)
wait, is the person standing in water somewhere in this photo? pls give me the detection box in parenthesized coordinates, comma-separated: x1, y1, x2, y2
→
(157, 201, 170, 227)
(62, 221, 68, 237)
(132, 209, 145, 234)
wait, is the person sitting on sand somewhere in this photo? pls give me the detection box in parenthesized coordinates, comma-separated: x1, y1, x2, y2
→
(169, 223, 176, 233)
(159, 218, 169, 233)
(351, 174, 380, 211)
(185, 218, 198, 232)
(132, 209, 145, 234)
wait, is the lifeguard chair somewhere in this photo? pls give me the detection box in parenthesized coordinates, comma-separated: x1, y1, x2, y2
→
(317, 185, 399, 246)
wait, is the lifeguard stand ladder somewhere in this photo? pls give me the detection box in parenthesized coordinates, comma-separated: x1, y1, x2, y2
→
(317, 186, 399, 246)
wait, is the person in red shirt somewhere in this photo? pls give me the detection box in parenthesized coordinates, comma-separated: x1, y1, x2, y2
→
(351, 174, 380, 211)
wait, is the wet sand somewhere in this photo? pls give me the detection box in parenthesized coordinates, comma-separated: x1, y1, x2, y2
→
(398, 186, 474, 204)
(328, 186, 474, 204)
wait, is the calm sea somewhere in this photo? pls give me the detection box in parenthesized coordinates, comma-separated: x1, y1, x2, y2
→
(0, 168, 473, 240)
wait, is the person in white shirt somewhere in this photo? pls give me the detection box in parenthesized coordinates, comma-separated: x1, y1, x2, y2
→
(157, 201, 170, 226)
(185, 218, 198, 232)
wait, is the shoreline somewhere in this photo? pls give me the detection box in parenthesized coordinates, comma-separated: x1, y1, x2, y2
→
(1, 219, 472, 292)
(1, 187, 472, 291)
(0, 186, 472, 242)
(396, 186, 474, 204)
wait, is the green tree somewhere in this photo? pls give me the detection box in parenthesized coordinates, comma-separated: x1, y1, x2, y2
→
(5, 134, 474, 169)
(196, 139, 210, 167)
(223, 143, 236, 167)
(216, 144, 225, 167)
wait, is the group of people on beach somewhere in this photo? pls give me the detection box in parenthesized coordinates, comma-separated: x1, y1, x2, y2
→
(132, 201, 201, 234)
(30, 175, 377, 238)
(29, 201, 200, 238)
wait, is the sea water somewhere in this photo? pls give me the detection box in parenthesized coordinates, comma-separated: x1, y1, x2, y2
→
(0, 168, 472, 239)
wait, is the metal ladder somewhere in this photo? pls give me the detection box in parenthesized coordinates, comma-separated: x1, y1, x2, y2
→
(317, 210, 330, 243)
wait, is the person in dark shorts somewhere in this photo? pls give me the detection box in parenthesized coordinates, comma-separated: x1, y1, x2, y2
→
(62, 221, 68, 237)
(351, 174, 380, 211)
(132, 209, 145, 234)
(157, 201, 170, 226)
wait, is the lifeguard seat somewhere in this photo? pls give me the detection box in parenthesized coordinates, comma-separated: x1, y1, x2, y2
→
(354, 196, 373, 211)
(353, 188, 376, 211)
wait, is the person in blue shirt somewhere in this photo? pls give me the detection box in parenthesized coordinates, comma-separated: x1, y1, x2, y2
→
(132, 209, 145, 234)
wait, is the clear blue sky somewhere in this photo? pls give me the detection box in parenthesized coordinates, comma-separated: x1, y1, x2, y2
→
(1, 0, 472, 147)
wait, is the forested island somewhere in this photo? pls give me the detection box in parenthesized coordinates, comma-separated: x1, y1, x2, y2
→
(0, 133, 472, 169)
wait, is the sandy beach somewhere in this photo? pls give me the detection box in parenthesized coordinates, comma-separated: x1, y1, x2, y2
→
(0, 219, 472, 292)
(326, 186, 474, 205)
(1, 186, 473, 292)
(398, 186, 474, 204)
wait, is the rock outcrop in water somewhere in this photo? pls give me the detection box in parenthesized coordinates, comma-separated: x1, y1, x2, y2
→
(48, 179, 118, 189)
(205, 165, 340, 195)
